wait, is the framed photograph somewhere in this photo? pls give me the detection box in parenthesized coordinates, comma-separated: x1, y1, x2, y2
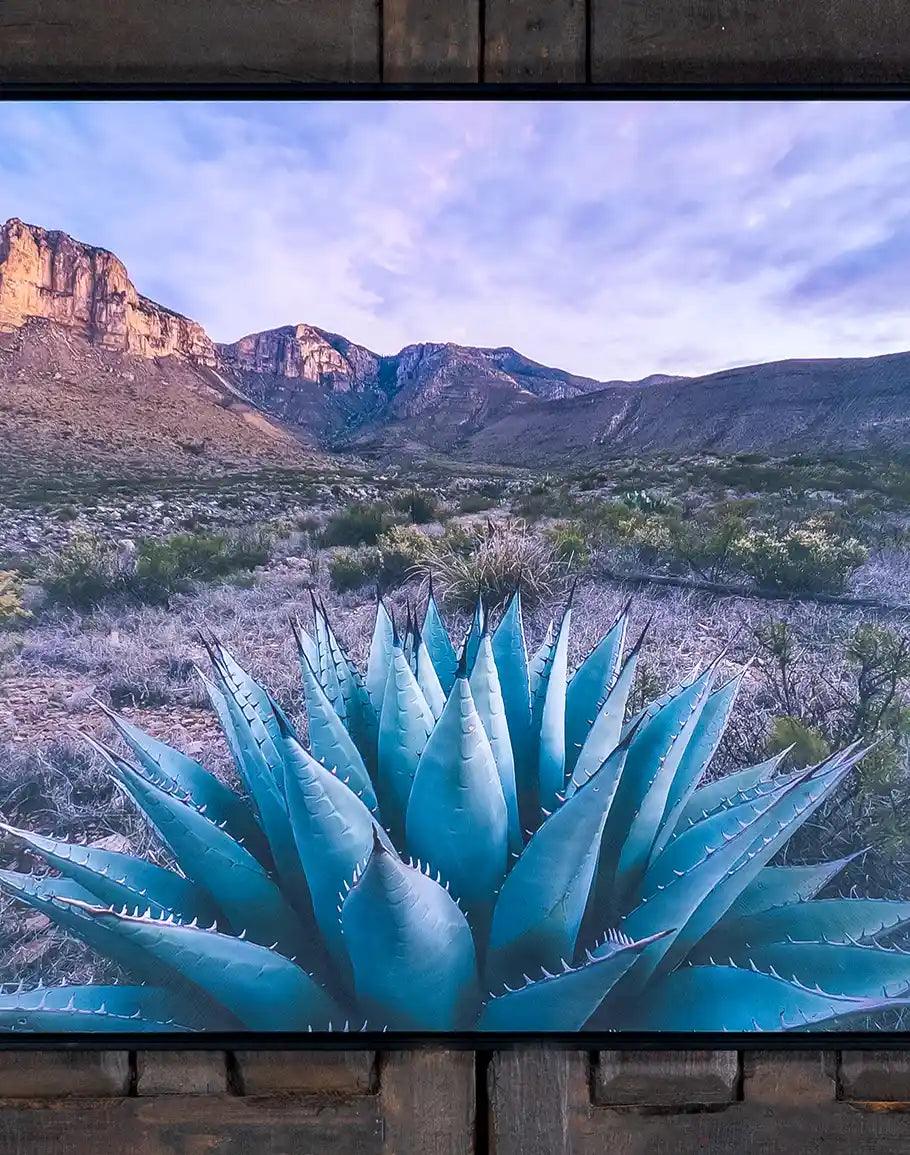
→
(0, 93, 908, 1044)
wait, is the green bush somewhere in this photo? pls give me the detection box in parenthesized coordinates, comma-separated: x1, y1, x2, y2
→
(329, 547, 382, 593)
(767, 716, 831, 768)
(40, 533, 121, 609)
(131, 529, 272, 603)
(375, 524, 430, 589)
(456, 493, 493, 515)
(0, 571, 30, 626)
(320, 503, 395, 547)
(730, 517, 868, 594)
(392, 490, 439, 524)
(545, 522, 591, 567)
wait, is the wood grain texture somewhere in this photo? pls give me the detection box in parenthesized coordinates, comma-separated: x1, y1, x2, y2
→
(595, 1050, 739, 1107)
(488, 1049, 589, 1155)
(380, 1050, 475, 1155)
(383, 0, 479, 81)
(591, 0, 910, 83)
(0, 1095, 382, 1155)
(484, 0, 586, 81)
(840, 1052, 910, 1104)
(0, 0, 380, 82)
(233, 1050, 376, 1096)
(0, 1052, 130, 1098)
(136, 1052, 228, 1096)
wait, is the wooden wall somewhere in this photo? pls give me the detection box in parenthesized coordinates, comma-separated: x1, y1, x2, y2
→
(1, 0, 908, 83)
(3, 3, 910, 1151)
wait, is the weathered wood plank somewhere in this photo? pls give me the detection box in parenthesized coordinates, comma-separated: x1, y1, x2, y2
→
(484, 0, 586, 81)
(380, 1049, 475, 1155)
(233, 1050, 376, 1096)
(0, 0, 380, 83)
(742, 1050, 837, 1105)
(0, 1095, 382, 1154)
(136, 1052, 228, 1096)
(591, 0, 910, 83)
(383, 0, 479, 82)
(595, 1050, 739, 1107)
(0, 1052, 130, 1098)
(840, 1052, 910, 1104)
(488, 1048, 589, 1155)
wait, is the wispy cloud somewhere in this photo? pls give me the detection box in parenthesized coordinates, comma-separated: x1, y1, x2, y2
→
(2, 99, 909, 380)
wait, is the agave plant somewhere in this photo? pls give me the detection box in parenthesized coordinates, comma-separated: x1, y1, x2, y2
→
(1, 586, 909, 1034)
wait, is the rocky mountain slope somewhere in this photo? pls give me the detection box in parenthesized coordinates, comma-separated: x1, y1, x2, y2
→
(2, 216, 908, 475)
(0, 220, 316, 481)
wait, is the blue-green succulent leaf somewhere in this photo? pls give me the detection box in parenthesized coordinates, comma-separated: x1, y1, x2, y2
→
(651, 670, 745, 862)
(299, 650, 377, 812)
(377, 645, 436, 843)
(727, 940, 910, 1000)
(470, 633, 521, 855)
(566, 637, 642, 799)
(422, 581, 458, 694)
(406, 671, 508, 933)
(618, 964, 910, 1032)
(464, 593, 486, 675)
(341, 833, 480, 1029)
(486, 742, 627, 989)
(57, 900, 342, 1031)
(478, 929, 670, 1032)
(0, 822, 219, 926)
(415, 629, 447, 721)
(366, 599, 395, 714)
(91, 740, 308, 960)
(491, 588, 534, 831)
(283, 734, 393, 968)
(564, 606, 628, 775)
(534, 604, 572, 817)
(0, 985, 208, 1033)
(691, 898, 910, 964)
(722, 855, 861, 923)
(100, 706, 272, 871)
(671, 751, 787, 835)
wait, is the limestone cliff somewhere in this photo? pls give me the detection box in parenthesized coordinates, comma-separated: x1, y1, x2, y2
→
(216, 324, 381, 392)
(0, 218, 216, 364)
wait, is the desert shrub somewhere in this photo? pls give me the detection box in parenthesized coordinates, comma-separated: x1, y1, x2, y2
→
(375, 524, 431, 589)
(456, 492, 493, 515)
(320, 502, 396, 547)
(329, 547, 382, 594)
(421, 520, 570, 610)
(616, 489, 675, 514)
(730, 517, 868, 594)
(545, 522, 591, 567)
(0, 571, 29, 627)
(766, 715, 832, 768)
(391, 489, 439, 524)
(39, 533, 122, 608)
(131, 529, 272, 603)
(512, 482, 576, 521)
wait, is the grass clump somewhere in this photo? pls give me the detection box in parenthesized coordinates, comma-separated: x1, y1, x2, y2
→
(0, 571, 30, 627)
(320, 502, 396, 547)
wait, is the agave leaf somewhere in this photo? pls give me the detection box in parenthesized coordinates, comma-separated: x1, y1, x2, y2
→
(463, 593, 486, 675)
(564, 605, 628, 776)
(566, 636, 643, 799)
(377, 645, 436, 843)
(406, 665, 508, 934)
(206, 646, 285, 795)
(0, 870, 166, 983)
(611, 666, 717, 903)
(470, 632, 521, 855)
(299, 650, 377, 812)
(414, 625, 447, 721)
(311, 596, 347, 724)
(690, 898, 910, 965)
(0, 822, 219, 926)
(533, 602, 572, 818)
(283, 734, 393, 968)
(617, 964, 910, 1032)
(722, 855, 862, 923)
(366, 599, 395, 714)
(729, 940, 910, 1000)
(422, 580, 458, 694)
(92, 740, 309, 960)
(341, 831, 480, 1029)
(486, 742, 628, 989)
(478, 930, 671, 1032)
(491, 588, 534, 831)
(615, 750, 861, 989)
(100, 706, 273, 871)
(528, 620, 554, 706)
(0, 985, 212, 1032)
(650, 670, 746, 863)
(209, 641, 283, 770)
(58, 900, 342, 1031)
(291, 615, 320, 672)
(670, 751, 787, 836)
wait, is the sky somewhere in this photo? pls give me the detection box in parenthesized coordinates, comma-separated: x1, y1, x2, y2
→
(2, 99, 910, 382)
